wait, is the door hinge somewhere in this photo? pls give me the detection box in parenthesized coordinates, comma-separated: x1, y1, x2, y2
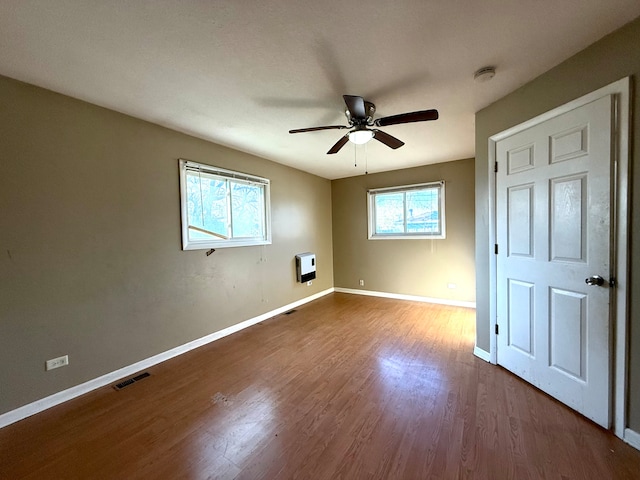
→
(494, 244, 499, 255)
(495, 324, 499, 335)
(494, 161, 498, 173)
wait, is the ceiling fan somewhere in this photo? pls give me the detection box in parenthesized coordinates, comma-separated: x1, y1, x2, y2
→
(289, 95, 439, 154)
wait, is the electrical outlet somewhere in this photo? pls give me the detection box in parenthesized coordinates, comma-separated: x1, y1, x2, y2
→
(46, 355, 69, 371)
(359, 279, 365, 286)
(447, 283, 457, 289)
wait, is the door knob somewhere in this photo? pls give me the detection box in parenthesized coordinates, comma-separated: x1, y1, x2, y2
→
(585, 275, 605, 286)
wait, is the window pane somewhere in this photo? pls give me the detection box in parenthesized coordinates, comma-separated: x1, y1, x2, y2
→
(375, 192, 405, 234)
(186, 172, 228, 240)
(406, 188, 440, 234)
(231, 181, 265, 238)
(368, 181, 445, 240)
(180, 160, 272, 250)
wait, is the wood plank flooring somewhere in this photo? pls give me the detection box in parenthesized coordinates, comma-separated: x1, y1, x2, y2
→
(1, 293, 639, 479)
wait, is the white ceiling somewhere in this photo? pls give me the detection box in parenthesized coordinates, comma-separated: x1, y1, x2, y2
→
(1, 1, 639, 179)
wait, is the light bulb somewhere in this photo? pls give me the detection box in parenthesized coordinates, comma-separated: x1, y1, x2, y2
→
(349, 130, 374, 144)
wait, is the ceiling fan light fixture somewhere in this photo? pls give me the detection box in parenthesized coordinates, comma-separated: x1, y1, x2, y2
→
(349, 129, 374, 144)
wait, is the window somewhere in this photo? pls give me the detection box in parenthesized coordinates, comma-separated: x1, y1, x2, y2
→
(368, 181, 445, 239)
(179, 159, 271, 250)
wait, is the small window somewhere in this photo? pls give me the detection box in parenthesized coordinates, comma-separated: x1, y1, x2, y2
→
(179, 159, 271, 250)
(368, 181, 445, 239)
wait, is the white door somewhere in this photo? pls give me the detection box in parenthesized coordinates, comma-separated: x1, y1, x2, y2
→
(495, 94, 613, 427)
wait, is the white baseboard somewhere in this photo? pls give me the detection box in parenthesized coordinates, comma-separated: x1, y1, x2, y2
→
(624, 428, 640, 451)
(334, 287, 476, 309)
(473, 346, 491, 362)
(0, 288, 334, 429)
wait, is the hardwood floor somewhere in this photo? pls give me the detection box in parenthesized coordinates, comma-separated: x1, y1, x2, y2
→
(1, 293, 639, 479)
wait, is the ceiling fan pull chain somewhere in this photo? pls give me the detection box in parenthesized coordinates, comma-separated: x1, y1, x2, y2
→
(365, 142, 368, 175)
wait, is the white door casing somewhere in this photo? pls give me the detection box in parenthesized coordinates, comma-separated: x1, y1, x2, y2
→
(495, 95, 612, 427)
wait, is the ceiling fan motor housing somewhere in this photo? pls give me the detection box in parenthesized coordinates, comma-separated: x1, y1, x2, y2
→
(346, 101, 376, 125)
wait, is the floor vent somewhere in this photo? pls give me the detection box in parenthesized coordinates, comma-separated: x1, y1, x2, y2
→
(284, 309, 297, 315)
(114, 372, 150, 390)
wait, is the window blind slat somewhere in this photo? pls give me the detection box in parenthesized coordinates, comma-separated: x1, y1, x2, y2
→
(183, 160, 269, 185)
(368, 180, 443, 195)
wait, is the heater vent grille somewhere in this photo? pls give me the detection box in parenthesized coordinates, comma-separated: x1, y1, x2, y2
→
(114, 372, 150, 390)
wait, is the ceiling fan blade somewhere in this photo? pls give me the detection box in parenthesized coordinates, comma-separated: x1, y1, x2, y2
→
(327, 134, 350, 154)
(372, 129, 405, 149)
(289, 125, 348, 134)
(374, 109, 439, 127)
(343, 95, 366, 119)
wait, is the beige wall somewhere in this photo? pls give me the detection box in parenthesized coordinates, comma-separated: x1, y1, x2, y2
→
(332, 159, 475, 302)
(0, 75, 333, 415)
(475, 17, 640, 429)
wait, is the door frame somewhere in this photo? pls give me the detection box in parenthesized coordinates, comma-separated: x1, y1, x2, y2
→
(487, 77, 630, 438)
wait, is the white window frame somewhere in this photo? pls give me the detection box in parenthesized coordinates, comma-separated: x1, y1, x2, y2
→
(179, 159, 271, 250)
(367, 181, 445, 240)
